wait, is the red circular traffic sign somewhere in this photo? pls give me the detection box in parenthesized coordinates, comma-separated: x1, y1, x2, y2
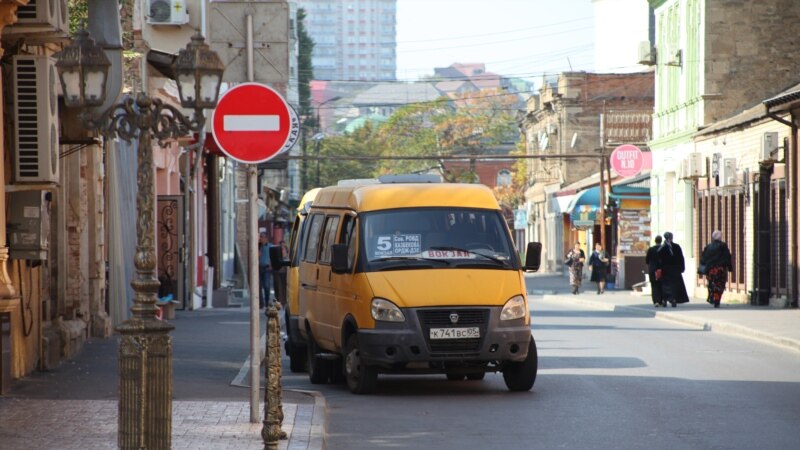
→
(610, 144, 644, 177)
(211, 83, 299, 164)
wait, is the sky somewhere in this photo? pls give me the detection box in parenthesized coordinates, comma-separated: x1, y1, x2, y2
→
(395, 0, 597, 83)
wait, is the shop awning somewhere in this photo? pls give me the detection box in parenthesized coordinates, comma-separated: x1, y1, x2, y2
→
(566, 186, 601, 227)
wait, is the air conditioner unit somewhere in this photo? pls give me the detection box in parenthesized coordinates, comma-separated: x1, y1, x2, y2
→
(719, 158, 738, 187)
(761, 132, 779, 162)
(637, 41, 656, 65)
(148, 0, 190, 25)
(12, 56, 59, 184)
(3, 0, 69, 35)
(686, 152, 704, 178)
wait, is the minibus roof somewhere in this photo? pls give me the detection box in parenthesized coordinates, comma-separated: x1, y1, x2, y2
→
(311, 182, 500, 212)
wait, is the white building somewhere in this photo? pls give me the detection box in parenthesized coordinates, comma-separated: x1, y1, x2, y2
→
(294, 0, 397, 81)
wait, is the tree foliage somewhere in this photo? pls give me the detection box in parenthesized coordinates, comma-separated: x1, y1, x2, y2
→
(315, 89, 527, 205)
(297, 8, 314, 123)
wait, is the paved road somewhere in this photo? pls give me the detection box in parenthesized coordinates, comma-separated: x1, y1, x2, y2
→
(284, 294, 800, 450)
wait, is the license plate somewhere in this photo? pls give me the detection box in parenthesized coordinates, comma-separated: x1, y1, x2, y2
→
(429, 327, 480, 339)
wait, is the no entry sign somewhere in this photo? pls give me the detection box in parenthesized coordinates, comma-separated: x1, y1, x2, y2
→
(610, 144, 644, 178)
(211, 83, 299, 164)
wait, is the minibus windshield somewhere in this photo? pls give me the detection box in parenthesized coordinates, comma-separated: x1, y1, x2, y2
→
(362, 208, 517, 270)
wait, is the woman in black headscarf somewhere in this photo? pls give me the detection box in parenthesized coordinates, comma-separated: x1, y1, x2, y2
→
(656, 231, 689, 307)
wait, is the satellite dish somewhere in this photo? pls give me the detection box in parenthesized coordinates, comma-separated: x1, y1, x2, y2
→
(570, 133, 578, 149)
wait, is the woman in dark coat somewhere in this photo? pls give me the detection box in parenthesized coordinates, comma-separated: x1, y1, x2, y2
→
(645, 235, 663, 307)
(588, 242, 609, 294)
(699, 230, 733, 308)
(657, 231, 689, 307)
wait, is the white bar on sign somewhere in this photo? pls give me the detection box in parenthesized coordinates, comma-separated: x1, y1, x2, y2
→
(224, 115, 280, 131)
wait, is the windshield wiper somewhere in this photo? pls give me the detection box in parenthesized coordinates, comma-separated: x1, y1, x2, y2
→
(371, 256, 451, 266)
(428, 246, 509, 267)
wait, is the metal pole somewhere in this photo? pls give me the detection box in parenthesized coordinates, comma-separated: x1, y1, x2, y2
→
(599, 153, 606, 249)
(248, 165, 260, 423)
(315, 137, 321, 187)
(245, 13, 261, 424)
(117, 124, 174, 450)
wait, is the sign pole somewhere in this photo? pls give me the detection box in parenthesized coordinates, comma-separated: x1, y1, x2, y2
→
(599, 153, 606, 250)
(246, 13, 260, 424)
(209, 37, 300, 429)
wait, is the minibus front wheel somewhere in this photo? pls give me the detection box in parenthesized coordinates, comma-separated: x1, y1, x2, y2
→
(344, 334, 378, 394)
(502, 336, 538, 391)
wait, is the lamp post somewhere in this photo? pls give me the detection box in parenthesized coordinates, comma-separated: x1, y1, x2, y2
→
(313, 96, 341, 187)
(55, 30, 224, 450)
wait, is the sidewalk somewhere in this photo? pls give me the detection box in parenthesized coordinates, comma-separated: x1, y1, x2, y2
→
(0, 307, 326, 450)
(527, 272, 800, 354)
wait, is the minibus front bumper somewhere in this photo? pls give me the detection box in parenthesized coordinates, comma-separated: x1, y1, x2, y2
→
(357, 306, 531, 366)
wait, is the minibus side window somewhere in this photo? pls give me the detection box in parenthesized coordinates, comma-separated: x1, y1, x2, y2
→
(341, 214, 357, 268)
(319, 215, 340, 265)
(289, 216, 302, 267)
(303, 214, 325, 263)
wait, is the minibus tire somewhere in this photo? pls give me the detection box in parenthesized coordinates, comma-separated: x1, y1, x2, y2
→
(286, 311, 307, 373)
(288, 341, 306, 373)
(344, 335, 378, 394)
(502, 336, 538, 391)
(307, 333, 331, 384)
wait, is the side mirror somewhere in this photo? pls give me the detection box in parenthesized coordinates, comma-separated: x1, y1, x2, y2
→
(331, 243, 349, 274)
(523, 242, 542, 272)
(269, 245, 288, 269)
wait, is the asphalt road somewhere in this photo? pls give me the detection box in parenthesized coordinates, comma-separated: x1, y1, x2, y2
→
(283, 296, 800, 450)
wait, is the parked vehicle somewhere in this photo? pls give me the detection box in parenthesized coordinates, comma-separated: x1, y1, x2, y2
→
(283, 188, 321, 373)
(296, 175, 542, 394)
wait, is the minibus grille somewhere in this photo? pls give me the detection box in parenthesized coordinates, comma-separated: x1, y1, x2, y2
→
(417, 309, 489, 355)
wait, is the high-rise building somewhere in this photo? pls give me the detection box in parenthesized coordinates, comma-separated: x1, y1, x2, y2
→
(294, 0, 397, 81)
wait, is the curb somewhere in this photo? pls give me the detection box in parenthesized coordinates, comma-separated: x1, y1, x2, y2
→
(541, 294, 800, 354)
(289, 389, 327, 450)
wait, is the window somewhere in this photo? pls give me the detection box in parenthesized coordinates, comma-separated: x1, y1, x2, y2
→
(497, 169, 512, 187)
(319, 216, 340, 265)
(341, 214, 358, 268)
(303, 214, 325, 263)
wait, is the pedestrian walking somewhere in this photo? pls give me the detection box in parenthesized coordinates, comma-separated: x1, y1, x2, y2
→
(698, 230, 733, 308)
(588, 242, 610, 294)
(272, 239, 290, 306)
(645, 235, 664, 307)
(258, 231, 272, 309)
(657, 231, 689, 307)
(565, 243, 586, 295)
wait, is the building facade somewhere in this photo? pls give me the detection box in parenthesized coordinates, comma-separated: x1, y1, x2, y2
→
(294, 0, 396, 81)
(648, 0, 800, 303)
(520, 71, 654, 272)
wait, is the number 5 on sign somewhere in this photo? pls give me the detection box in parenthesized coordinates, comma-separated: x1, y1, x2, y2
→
(377, 236, 392, 251)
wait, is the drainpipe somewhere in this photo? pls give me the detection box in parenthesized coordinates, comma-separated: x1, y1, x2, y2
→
(766, 107, 798, 307)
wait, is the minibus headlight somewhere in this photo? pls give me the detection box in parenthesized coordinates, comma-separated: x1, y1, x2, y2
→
(371, 298, 405, 322)
(500, 295, 527, 321)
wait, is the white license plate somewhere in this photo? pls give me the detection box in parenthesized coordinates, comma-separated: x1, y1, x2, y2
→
(429, 327, 480, 339)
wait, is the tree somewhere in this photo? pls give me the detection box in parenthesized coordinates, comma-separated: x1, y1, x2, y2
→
(317, 123, 383, 187)
(311, 88, 524, 195)
(493, 140, 528, 210)
(297, 8, 314, 122)
(296, 8, 315, 192)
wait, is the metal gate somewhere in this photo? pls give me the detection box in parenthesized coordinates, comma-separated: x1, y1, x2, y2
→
(157, 195, 184, 308)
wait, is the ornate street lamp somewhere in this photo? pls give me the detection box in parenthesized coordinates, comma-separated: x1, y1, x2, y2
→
(55, 30, 224, 450)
